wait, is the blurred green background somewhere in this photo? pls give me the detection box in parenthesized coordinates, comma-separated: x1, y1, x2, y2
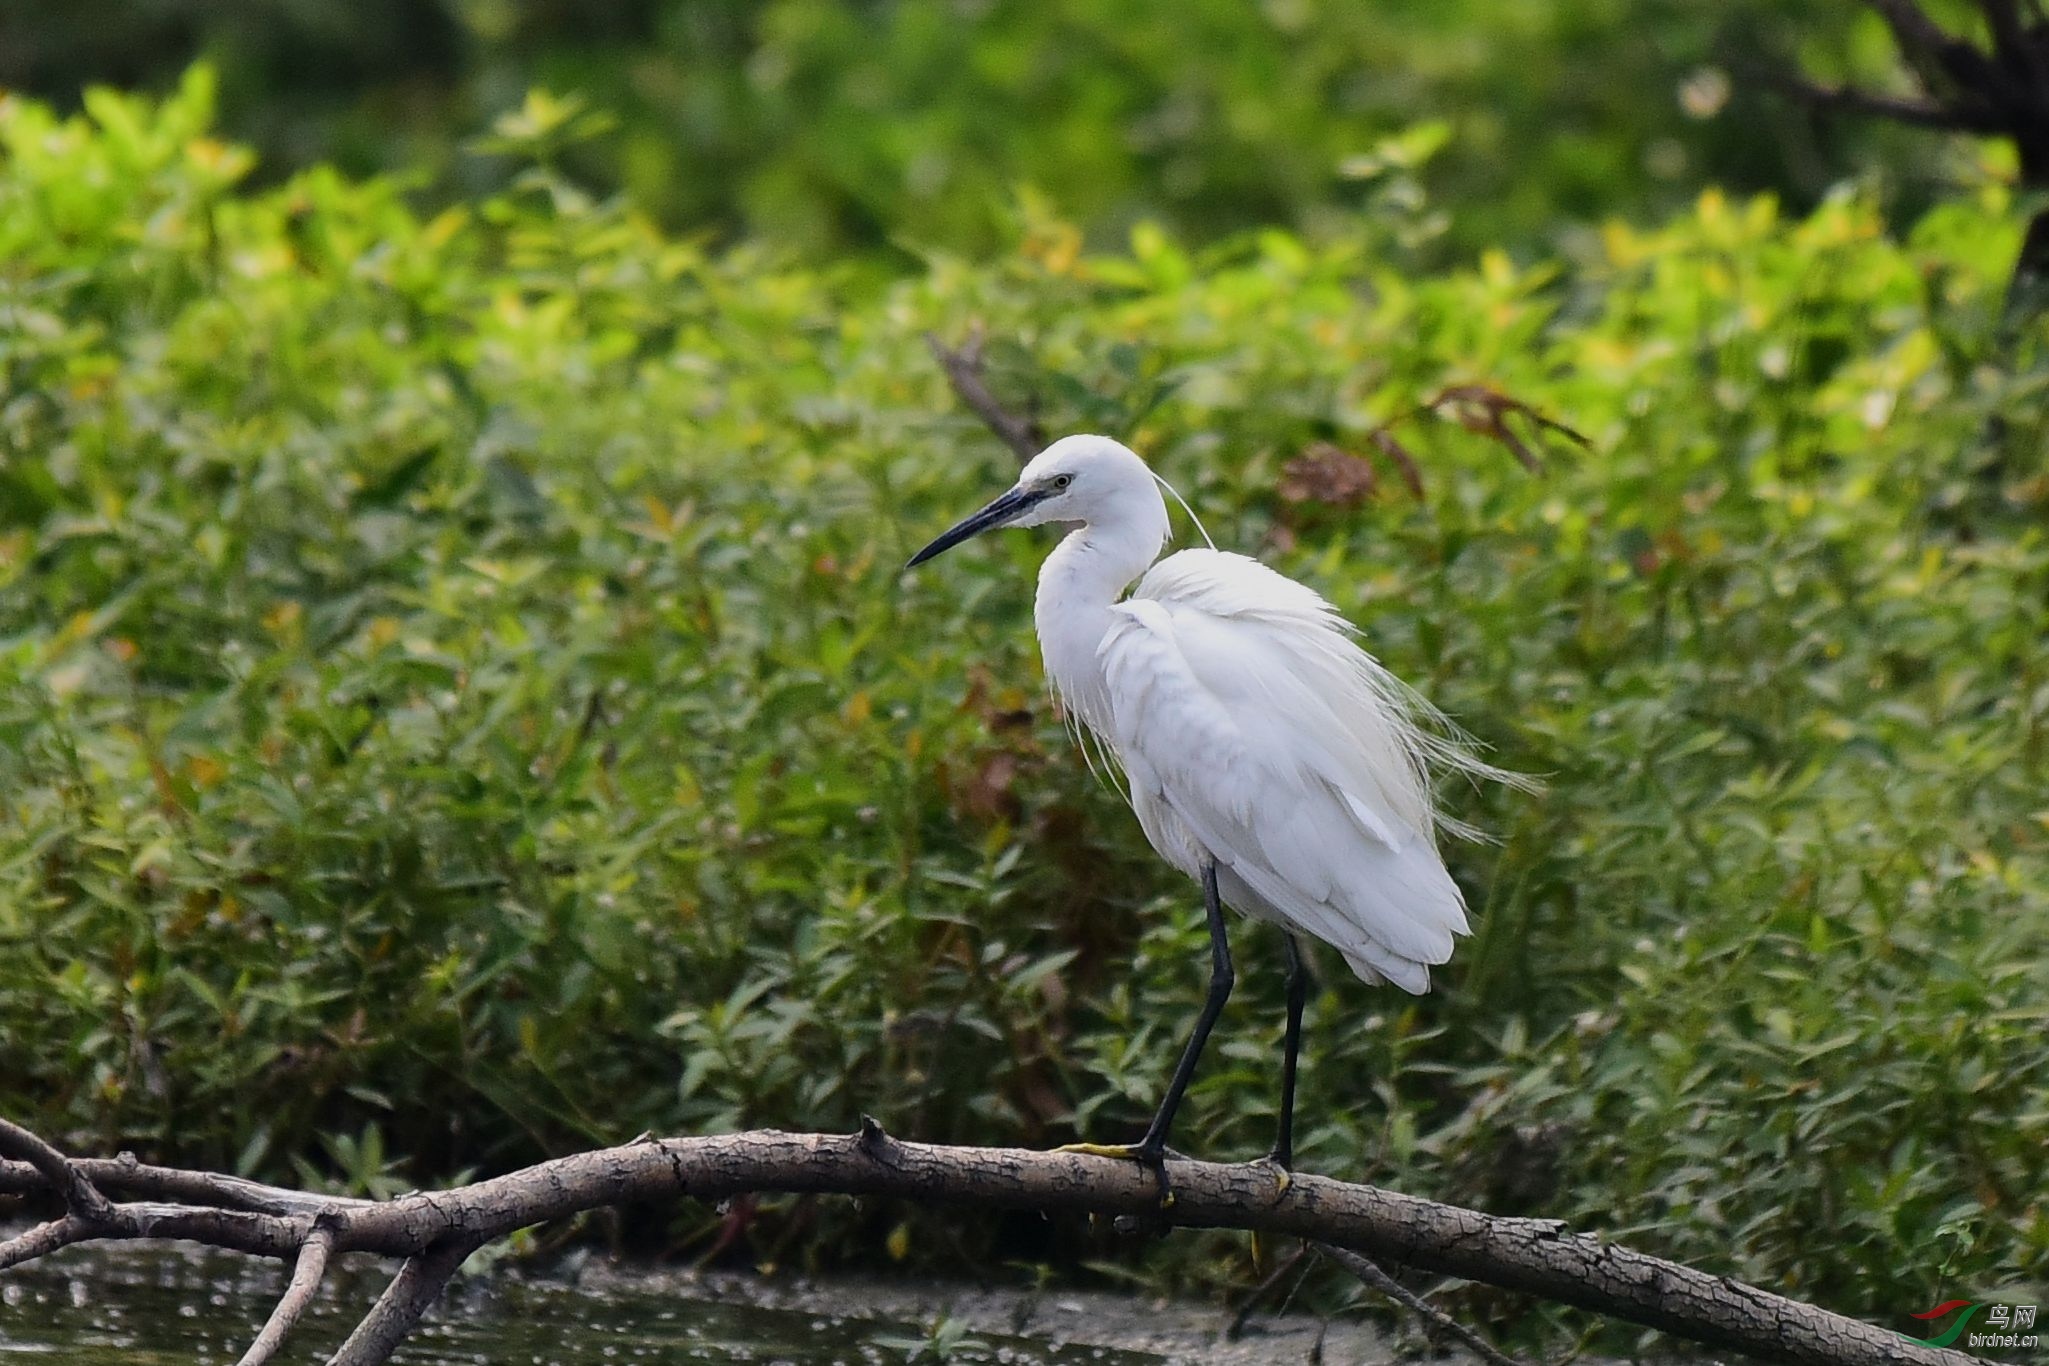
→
(1, 0, 2045, 1352)
(0, 0, 1988, 260)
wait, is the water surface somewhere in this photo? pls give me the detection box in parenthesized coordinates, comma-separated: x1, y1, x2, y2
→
(0, 1242, 1376, 1364)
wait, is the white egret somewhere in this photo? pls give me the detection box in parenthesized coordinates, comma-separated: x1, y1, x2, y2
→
(908, 434, 1520, 1184)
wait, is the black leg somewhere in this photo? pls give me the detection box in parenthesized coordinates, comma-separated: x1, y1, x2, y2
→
(1058, 859, 1234, 1182)
(1269, 933, 1307, 1171)
(1133, 858, 1234, 1158)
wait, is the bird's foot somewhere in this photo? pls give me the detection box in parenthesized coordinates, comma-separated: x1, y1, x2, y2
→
(1053, 1138, 1179, 1209)
(1243, 1148, 1293, 1199)
(1054, 1140, 1153, 1160)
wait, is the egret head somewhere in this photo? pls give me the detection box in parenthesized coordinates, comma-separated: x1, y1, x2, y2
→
(907, 434, 1165, 567)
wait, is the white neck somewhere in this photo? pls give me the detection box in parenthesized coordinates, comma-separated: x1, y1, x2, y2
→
(1033, 505, 1167, 735)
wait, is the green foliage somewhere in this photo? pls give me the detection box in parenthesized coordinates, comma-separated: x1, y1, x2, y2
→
(0, 1, 1989, 261)
(1, 77, 2045, 1338)
(873, 1314, 992, 1363)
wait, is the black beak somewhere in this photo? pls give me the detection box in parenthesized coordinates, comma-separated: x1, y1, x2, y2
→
(906, 485, 1045, 567)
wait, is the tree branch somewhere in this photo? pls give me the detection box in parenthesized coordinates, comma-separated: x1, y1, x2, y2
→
(925, 326, 1045, 462)
(0, 1117, 114, 1223)
(1978, 0, 2049, 94)
(1314, 1241, 1524, 1366)
(0, 1215, 86, 1271)
(328, 1234, 483, 1366)
(45, 1154, 371, 1216)
(1226, 1242, 1309, 1338)
(1756, 69, 2006, 131)
(1772, 0, 2049, 306)
(1861, 0, 1967, 92)
(0, 1118, 1973, 1366)
(236, 1223, 336, 1366)
(1980, 0, 2030, 62)
(1864, 0, 1959, 49)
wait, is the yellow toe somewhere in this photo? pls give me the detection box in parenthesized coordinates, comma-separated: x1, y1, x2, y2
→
(1054, 1141, 1148, 1161)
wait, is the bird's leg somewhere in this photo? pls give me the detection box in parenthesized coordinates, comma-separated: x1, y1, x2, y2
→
(1139, 860, 1234, 1156)
(1250, 932, 1307, 1196)
(1058, 860, 1234, 1202)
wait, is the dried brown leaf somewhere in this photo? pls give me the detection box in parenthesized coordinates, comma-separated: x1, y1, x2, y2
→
(1427, 384, 1588, 473)
(1278, 442, 1379, 506)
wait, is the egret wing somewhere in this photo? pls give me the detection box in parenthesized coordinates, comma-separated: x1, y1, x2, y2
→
(1099, 551, 1473, 992)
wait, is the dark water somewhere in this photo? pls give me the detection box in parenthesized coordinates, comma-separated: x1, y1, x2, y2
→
(0, 1243, 1191, 1365)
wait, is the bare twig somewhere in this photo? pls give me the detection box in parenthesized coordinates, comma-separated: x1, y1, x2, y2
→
(236, 1223, 337, 1366)
(0, 1215, 86, 1271)
(1315, 1242, 1527, 1366)
(1367, 429, 1427, 498)
(925, 327, 1045, 462)
(1979, 0, 2049, 97)
(328, 1235, 484, 1366)
(1320, 386, 1577, 500)
(1426, 385, 1590, 475)
(10, 1154, 369, 1216)
(1863, 0, 1958, 48)
(0, 1116, 1977, 1366)
(1755, 69, 2003, 131)
(1227, 1242, 1310, 1338)
(76, 1201, 305, 1257)
(0, 1116, 113, 1222)
(1980, 0, 2031, 64)
(1861, 0, 1967, 91)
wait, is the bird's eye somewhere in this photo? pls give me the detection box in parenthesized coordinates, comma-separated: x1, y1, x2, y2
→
(1050, 474, 1073, 490)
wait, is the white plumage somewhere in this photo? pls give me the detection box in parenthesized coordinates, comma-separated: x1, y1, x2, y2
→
(1100, 550, 1469, 992)
(908, 432, 1519, 1167)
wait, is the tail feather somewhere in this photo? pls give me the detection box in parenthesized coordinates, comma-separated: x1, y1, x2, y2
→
(1343, 944, 1431, 994)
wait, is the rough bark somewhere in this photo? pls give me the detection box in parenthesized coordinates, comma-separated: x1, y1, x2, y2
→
(236, 1224, 335, 1366)
(326, 1234, 484, 1366)
(0, 1118, 1972, 1366)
